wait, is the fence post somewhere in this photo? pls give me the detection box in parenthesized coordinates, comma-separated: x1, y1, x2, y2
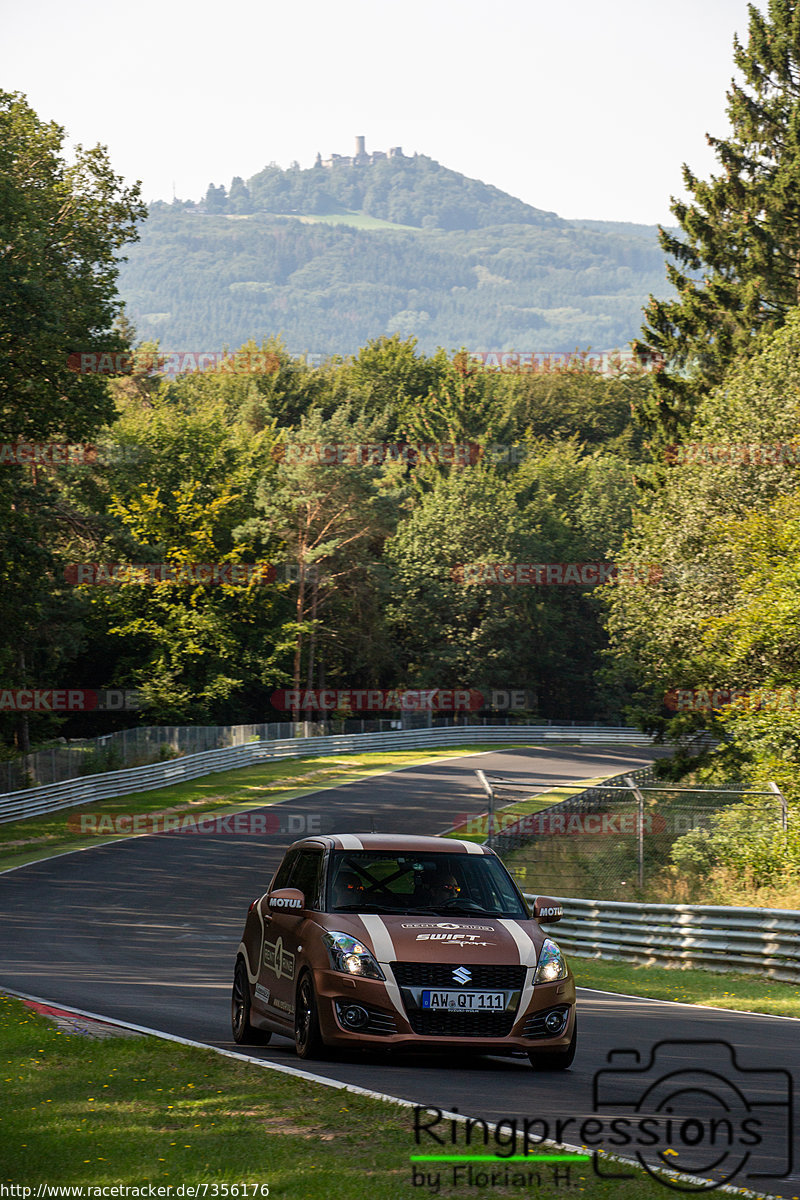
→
(624, 774, 645, 889)
(769, 781, 788, 832)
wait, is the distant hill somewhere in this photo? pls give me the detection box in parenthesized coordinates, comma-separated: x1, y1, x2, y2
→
(117, 153, 673, 356)
(242, 154, 562, 231)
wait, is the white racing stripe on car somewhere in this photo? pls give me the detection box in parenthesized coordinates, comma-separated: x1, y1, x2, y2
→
(240, 897, 268, 982)
(452, 839, 484, 854)
(498, 918, 537, 1014)
(358, 915, 407, 1020)
(336, 835, 364, 850)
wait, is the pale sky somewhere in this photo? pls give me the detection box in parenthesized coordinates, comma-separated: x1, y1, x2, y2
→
(2, 0, 757, 226)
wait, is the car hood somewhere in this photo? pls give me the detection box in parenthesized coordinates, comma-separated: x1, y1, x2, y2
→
(315, 912, 547, 967)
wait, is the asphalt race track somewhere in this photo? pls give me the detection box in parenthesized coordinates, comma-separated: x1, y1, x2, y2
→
(1, 746, 797, 1196)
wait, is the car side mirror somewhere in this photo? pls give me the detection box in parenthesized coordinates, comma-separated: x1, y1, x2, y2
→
(267, 887, 306, 914)
(532, 896, 563, 924)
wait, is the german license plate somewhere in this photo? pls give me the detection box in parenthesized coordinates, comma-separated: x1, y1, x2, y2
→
(421, 990, 505, 1010)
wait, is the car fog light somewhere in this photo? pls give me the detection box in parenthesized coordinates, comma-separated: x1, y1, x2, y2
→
(545, 1009, 566, 1033)
(341, 1004, 369, 1030)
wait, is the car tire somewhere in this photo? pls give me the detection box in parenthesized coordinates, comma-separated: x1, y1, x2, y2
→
(528, 1016, 577, 1070)
(295, 971, 326, 1060)
(231, 957, 271, 1045)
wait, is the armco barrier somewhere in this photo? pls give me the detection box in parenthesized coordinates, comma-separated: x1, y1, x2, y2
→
(0, 725, 654, 824)
(524, 894, 800, 984)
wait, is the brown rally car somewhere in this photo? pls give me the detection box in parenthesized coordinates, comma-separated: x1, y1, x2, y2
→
(231, 833, 576, 1068)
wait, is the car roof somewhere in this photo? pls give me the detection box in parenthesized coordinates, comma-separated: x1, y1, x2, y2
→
(287, 833, 490, 855)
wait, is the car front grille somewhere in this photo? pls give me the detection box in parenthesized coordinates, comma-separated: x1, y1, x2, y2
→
(391, 962, 526, 989)
(522, 1005, 570, 1038)
(406, 1009, 516, 1037)
(391, 961, 525, 1038)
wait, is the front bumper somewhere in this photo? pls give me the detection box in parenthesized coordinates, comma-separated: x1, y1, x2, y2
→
(312, 967, 576, 1054)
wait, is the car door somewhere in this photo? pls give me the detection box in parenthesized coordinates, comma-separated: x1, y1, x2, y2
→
(260, 848, 324, 1024)
(252, 848, 298, 1020)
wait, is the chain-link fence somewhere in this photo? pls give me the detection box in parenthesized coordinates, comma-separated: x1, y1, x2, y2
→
(0, 719, 399, 792)
(0, 715, 625, 794)
(480, 768, 788, 903)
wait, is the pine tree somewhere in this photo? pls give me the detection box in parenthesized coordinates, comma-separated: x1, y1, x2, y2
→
(636, 0, 800, 446)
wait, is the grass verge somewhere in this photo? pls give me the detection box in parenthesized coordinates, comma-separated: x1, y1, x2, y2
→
(0, 745, 530, 875)
(0, 994, 697, 1199)
(572, 955, 800, 1018)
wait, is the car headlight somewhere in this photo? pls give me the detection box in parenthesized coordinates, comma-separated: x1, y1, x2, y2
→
(322, 931, 385, 980)
(533, 937, 567, 983)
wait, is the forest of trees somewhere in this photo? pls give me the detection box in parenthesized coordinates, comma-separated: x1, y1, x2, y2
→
(5, 0, 800, 906)
(1, 326, 651, 743)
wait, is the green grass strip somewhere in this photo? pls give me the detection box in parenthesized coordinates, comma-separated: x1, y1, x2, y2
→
(572, 954, 800, 1018)
(410, 1154, 591, 1162)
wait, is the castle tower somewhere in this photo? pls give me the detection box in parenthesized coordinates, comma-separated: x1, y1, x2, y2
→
(355, 135, 366, 158)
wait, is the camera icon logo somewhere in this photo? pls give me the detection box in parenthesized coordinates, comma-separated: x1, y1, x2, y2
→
(592, 1039, 793, 1192)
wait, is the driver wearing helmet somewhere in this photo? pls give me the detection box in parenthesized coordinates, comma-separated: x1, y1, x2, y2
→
(426, 871, 461, 906)
(332, 869, 365, 908)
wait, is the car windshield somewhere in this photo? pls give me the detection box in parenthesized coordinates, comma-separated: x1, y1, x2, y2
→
(327, 850, 528, 918)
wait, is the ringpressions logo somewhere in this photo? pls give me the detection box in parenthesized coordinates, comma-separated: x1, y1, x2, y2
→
(409, 1039, 793, 1193)
(411, 1106, 589, 1193)
(592, 1039, 792, 1191)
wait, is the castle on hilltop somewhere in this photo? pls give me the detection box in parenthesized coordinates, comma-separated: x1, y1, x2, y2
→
(315, 136, 406, 169)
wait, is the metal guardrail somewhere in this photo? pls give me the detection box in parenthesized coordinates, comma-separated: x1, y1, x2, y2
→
(0, 725, 655, 824)
(1, 715, 647, 794)
(524, 893, 800, 984)
(0, 719, 412, 793)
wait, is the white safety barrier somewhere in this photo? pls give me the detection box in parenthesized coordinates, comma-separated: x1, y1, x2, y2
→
(524, 894, 800, 984)
(0, 724, 654, 823)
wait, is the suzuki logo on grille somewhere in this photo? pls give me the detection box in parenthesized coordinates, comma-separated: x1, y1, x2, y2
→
(453, 966, 471, 985)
